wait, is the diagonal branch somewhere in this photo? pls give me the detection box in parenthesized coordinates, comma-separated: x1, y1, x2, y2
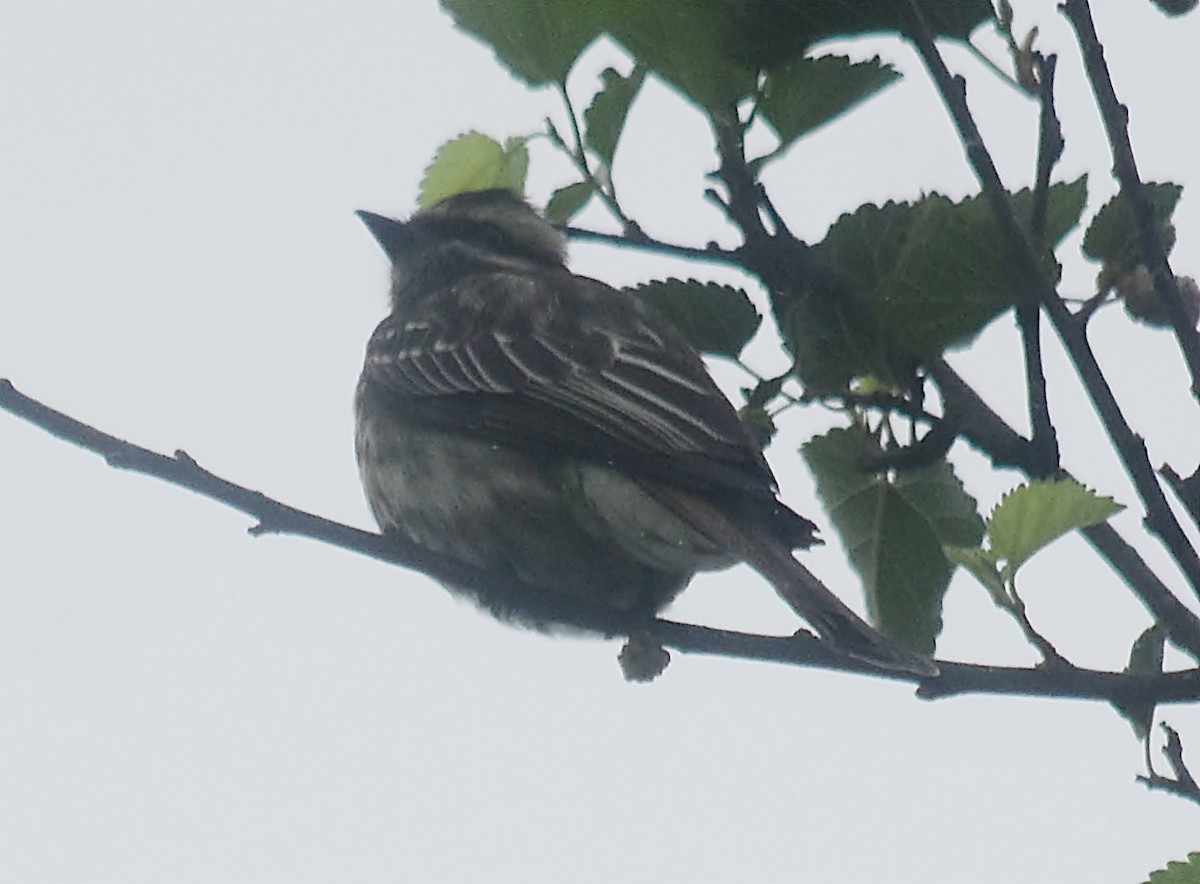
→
(0, 379, 502, 593)
(1018, 50, 1064, 477)
(657, 617, 1200, 704)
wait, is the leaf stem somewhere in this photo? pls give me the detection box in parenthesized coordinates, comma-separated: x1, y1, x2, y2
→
(551, 85, 630, 227)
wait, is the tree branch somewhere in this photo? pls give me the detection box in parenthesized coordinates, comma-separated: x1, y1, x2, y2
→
(1019, 50, 1063, 476)
(562, 224, 743, 266)
(9, 377, 1200, 703)
(655, 619, 1200, 704)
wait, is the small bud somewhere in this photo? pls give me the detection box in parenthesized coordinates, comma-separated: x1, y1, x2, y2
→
(619, 633, 670, 682)
(1015, 27, 1039, 92)
(1116, 265, 1200, 328)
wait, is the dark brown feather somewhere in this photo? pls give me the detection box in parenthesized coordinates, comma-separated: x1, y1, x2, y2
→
(362, 262, 810, 524)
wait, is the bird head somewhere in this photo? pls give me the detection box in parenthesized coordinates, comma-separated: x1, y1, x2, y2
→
(356, 189, 566, 275)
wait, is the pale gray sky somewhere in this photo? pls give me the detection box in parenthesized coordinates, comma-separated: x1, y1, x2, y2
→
(3, 2, 1199, 882)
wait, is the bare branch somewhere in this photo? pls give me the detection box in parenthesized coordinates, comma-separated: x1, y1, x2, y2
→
(1019, 51, 1064, 475)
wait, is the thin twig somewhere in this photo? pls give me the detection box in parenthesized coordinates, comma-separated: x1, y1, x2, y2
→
(1137, 723, 1200, 806)
(804, 389, 941, 427)
(550, 86, 629, 227)
(964, 39, 1027, 95)
(1004, 580, 1072, 667)
(562, 224, 742, 265)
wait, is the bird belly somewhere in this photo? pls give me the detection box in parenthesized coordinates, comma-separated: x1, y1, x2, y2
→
(354, 410, 692, 631)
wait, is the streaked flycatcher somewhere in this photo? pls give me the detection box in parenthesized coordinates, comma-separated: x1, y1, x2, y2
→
(354, 189, 934, 677)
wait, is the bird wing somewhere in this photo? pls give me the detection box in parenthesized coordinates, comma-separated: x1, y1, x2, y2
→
(361, 266, 776, 497)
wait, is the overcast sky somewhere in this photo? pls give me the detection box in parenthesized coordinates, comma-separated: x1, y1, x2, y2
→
(3, 2, 1200, 882)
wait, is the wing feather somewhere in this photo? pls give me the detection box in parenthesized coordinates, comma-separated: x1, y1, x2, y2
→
(362, 266, 773, 494)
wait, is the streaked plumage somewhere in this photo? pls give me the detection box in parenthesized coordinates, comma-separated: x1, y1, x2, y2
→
(355, 189, 933, 675)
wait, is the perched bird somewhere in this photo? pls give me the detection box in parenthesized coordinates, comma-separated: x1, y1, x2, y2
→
(354, 188, 934, 677)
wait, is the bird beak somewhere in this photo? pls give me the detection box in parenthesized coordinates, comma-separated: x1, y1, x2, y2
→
(356, 210, 417, 263)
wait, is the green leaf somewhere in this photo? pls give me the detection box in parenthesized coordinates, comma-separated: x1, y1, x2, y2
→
(1113, 624, 1167, 741)
(419, 133, 529, 209)
(584, 65, 646, 168)
(1145, 852, 1200, 884)
(1082, 182, 1182, 277)
(803, 426, 985, 655)
(439, 0, 989, 114)
(777, 177, 1088, 393)
(629, 279, 761, 359)
(737, 402, 777, 450)
(897, 462, 989, 549)
(728, 0, 992, 69)
(758, 55, 900, 149)
(545, 181, 593, 224)
(595, 0, 757, 111)
(987, 479, 1124, 577)
(439, 0, 602, 86)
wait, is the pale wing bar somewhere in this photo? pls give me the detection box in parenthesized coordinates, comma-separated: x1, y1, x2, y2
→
(368, 318, 753, 459)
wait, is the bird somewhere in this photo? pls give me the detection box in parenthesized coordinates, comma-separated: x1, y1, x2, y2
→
(353, 188, 936, 678)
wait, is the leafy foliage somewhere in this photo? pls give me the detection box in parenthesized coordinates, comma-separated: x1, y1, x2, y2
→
(441, 0, 990, 114)
(777, 177, 1089, 392)
(544, 181, 594, 224)
(1083, 182, 1183, 282)
(986, 479, 1124, 577)
(758, 55, 900, 151)
(584, 65, 646, 169)
(1114, 624, 1167, 741)
(803, 426, 984, 654)
(628, 279, 761, 359)
(727, 0, 992, 68)
(597, 1, 758, 111)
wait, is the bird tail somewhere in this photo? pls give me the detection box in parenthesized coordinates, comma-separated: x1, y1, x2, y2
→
(648, 486, 938, 678)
